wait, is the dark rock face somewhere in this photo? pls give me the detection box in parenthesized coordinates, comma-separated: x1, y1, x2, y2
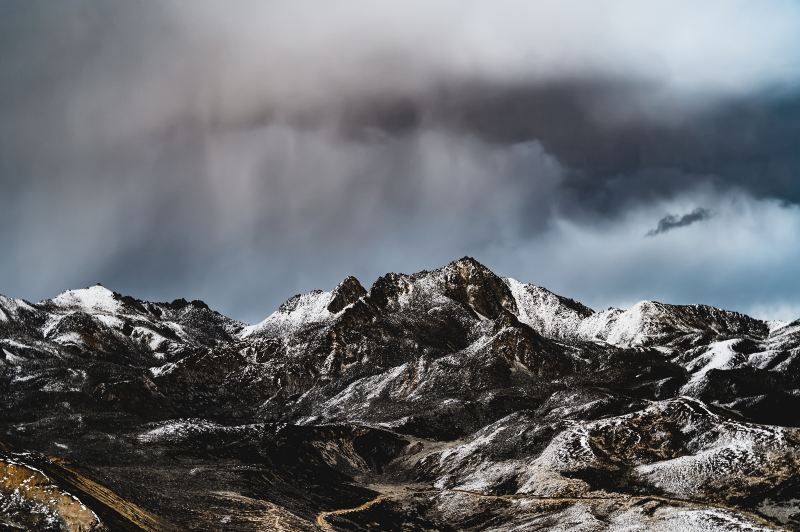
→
(1, 261, 800, 530)
(327, 276, 367, 313)
(441, 256, 518, 319)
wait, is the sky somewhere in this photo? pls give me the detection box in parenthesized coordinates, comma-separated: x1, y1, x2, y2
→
(1, 1, 800, 324)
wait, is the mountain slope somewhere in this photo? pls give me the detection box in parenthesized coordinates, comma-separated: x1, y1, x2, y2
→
(1, 258, 798, 530)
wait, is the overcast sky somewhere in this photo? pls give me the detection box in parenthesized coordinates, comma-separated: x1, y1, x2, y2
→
(2, 1, 800, 323)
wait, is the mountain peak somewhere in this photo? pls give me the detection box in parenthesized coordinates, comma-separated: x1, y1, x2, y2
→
(442, 256, 517, 319)
(448, 255, 491, 272)
(0, 294, 36, 323)
(327, 275, 366, 313)
(49, 285, 121, 314)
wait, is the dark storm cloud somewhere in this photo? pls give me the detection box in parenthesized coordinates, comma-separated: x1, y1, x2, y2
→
(646, 208, 713, 236)
(1, 1, 800, 322)
(332, 82, 800, 218)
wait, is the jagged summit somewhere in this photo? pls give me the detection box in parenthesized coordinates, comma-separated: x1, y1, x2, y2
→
(448, 255, 493, 271)
(440, 256, 518, 319)
(327, 275, 366, 313)
(20, 259, 783, 347)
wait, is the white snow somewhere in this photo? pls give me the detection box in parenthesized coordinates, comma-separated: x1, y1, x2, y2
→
(1, 339, 29, 350)
(0, 455, 101, 526)
(94, 314, 123, 329)
(680, 339, 741, 394)
(0, 296, 34, 311)
(438, 416, 515, 465)
(42, 314, 66, 337)
(11, 374, 37, 383)
(241, 290, 334, 337)
(577, 301, 664, 346)
(149, 362, 179, 377)
(767, 320, 789, 333)
(52, 332, 84, 345)
(138, 419, 225, 443)
(635, 507, 776, 532)
(575, 308, 624, 343)
(3, 349, 25, 365)
(50, 285, 121, 314)
(0, 295, 34, 322)
(768, 320, 800, 342)
(164, 321, 187, 339)
(137, 419, 260, 443)
(504, 277, 591, 339)
(317, 364, 409, 416)
(132, 326, 171, 351)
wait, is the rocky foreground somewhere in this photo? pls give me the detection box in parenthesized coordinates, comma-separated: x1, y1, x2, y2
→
(1, 257, 799, 530)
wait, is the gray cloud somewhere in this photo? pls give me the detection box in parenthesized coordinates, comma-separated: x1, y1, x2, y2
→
(646, 208, 714, 236)
(493, 191, 800, 322)
(1, 1, 800, 322)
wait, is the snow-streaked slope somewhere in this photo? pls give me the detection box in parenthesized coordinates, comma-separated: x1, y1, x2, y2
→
(0, 295, 35, 322)
(419, 396, 799, 512)
(240, 289, 334, 338)
(680, 339, 743, 394)
(504, 277, 593, 340)
(137, 418, 263, 444)
(576, 300, 686, 346)
(241, 276, 369, 339)
(577, 300, 767, 347)
(767, 319, 800, 347)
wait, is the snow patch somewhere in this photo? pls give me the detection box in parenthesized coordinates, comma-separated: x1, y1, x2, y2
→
(318, 364, 408, 416)
(53, 332, 84, 346)
(132, 326, 171, 351)
(1, 339, 30, 350)
(94, 314, 123, 329)
(681, 339, 741, 394)
(138, 419, 261, 443)
(3, 349, 26, 365)
(0, 295, 35, 322)
(241, 290, 334, 337)
(577, 301, 663, 346)
(50, 285, 121, 314)
(767, 320, 789, 333)
(504, 277, 592, 339)
(149, 362, 179, 377)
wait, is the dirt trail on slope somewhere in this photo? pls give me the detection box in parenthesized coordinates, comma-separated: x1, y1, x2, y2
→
(450, 488, 786, 529)
(315, 493, 389, 531)
(210, 490, 314, 531)
(314, 484, 789, 531)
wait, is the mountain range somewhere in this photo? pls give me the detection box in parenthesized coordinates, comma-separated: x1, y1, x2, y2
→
(1, 257, 799, 531)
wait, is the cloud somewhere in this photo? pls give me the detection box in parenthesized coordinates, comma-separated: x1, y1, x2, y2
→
(646, 207, 713, 236)
(487, 189, 800, 322)
(1, 2, 800, 322)
(3, 2, 800, 215)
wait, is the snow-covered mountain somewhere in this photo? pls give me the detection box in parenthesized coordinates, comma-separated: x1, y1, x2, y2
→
(1, 258, 798, 531)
